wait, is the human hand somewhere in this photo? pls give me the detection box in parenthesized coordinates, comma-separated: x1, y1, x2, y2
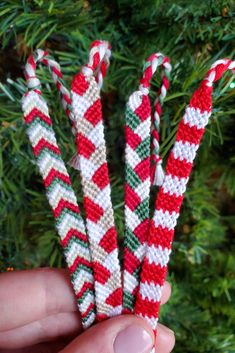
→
(0, 268, 175, 353)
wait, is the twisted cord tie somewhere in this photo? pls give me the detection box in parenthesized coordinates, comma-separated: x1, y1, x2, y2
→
(140, 53, 172, 187)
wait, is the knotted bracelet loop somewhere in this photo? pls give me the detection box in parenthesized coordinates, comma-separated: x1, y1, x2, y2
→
(82, 40, 111, 90)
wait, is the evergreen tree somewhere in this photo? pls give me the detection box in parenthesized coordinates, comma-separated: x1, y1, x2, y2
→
(0, 1, 235, 352)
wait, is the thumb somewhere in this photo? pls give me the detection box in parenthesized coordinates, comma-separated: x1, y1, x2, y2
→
(60, 315, 155, 353)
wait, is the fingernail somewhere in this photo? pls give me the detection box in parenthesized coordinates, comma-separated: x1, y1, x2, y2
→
(114, 324, 154, 353)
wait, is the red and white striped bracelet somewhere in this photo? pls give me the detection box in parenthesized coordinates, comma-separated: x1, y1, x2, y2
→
(135, 59, 235, 343)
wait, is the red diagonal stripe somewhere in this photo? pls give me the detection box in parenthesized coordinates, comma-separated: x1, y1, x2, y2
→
(99, 227, 117, 253)
(134, 94, 150, 121)
(83, 197, 104, 222)
(135, 295, 160, 318)
(69, 256, 92, 273)
(33, 138, 60, 156)
(93, 262, 111, 285)
(177, 121, 204, 145)
(106, 287, 122, 306)
(24, 108, 52, 126)
(125, 126, 142, 149)
(140, 260, 167, 286)
(76, 133, 96, 158)
(76, 282, 94, 298)
(84, 99, 102, 126)
(125, 184, 141, 211)
(134, 157, 150, 181)
(61, 229, 87, 247)
(43, 168, 71, 188)
(133, 218, 150, 243)
(166, 155, 193, 179)
(80, 303, 95, 319)
(92, 163, 109, 189)
(156, 189, 183, 214)
(124, 248, 140, 274)
(72, 73, 89, 96)
(53, 199, 80, 218)
(147, 221, 174, 249)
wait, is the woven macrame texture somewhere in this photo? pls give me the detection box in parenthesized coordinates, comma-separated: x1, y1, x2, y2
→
(123, 54, 171, 313)
(135, 59, 235, 342)
(71, 41, 123, 320)
(22, 49, 96, 329)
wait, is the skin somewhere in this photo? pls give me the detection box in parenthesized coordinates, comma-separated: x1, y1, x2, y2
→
(0, 268, 175, 353)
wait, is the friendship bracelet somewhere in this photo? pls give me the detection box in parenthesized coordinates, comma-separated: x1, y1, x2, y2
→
(22, 49, 96, 329)
(123, 53, 171, 313)
(21, 43, 234, 346)
(71, 41, 123, 320)
(135, 59, 235, 343)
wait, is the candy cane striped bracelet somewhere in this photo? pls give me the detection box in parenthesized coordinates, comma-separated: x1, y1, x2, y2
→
(22, 49, 96, 329)
(123, 53, 171, 314)
(71, 40, 123, 320)
(135, 58, 235, 345)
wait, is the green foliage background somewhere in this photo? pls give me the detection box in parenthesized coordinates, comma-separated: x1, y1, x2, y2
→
(0, 1, 235, 351)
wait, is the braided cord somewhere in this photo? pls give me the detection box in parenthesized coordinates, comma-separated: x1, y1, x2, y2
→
(71, 41, 123, 320)
(123, 53, 171, 313)
(135, 59, 235, 339)
(22, 50, 96, 329)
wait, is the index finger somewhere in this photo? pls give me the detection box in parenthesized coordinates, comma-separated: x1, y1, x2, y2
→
(0, 268, 78, 332)
(0, 268, 171, 332)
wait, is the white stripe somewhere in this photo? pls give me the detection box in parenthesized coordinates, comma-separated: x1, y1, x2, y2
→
(183, 106, 210, 129)
(73, 270, 94, 294)
(107, 305, 122, 317)
(146, 244, 171, 267)
(124, 270, 139, 293)
(27, 124, 57, 148)
(72, 93, 93, 116)
(79, 157, 98, 179)
(83, 312, 96, 329)
(173, 140, 199, 164)
(95, 281, 113, 301)
(125, 206, 141, 232)
(57, 214, 85, 240)
(79, 292, 95, 314)
(153, 209, 179, 230)
(103, 249, 119, 271)
(88, 121, 104, 147)
(128, 91, 143, 112)
(126, 145, 141, 169)
(94, 185, 111, 208)
(134, 118, 151, 140)
(47, 184, 77, 209)
(22, 92, 49, 117)
(135, 179, 151, 201)
(38, 154, 67, 179)
(86, 220, 106, 243)
(66, 241, 91, 267)
(133, 243, 146, 261)
(162, 175, 188, 197)
(139, 282, 163, 302)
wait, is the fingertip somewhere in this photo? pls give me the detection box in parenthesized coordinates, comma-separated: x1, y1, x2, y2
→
(155, 323, 175, 353)
(160, 281, 172, 305)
